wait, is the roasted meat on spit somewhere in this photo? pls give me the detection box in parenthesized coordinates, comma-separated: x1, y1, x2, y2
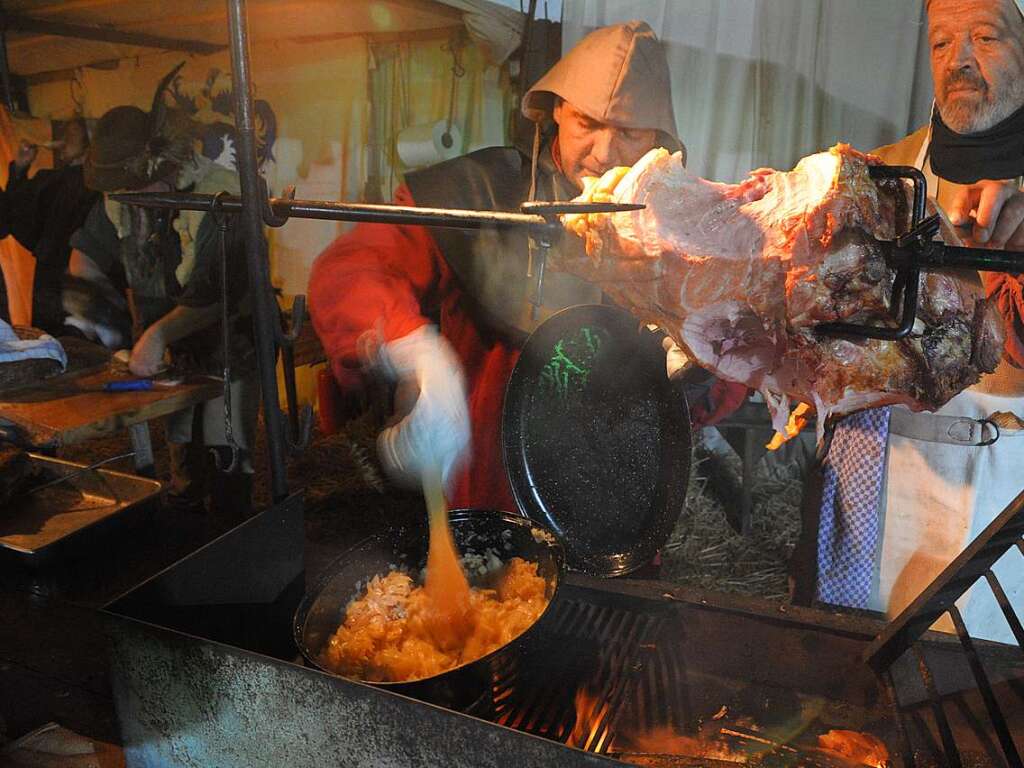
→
(557, 145, 1004, 436)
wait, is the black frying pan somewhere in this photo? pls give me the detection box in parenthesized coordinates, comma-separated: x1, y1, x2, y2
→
(293, 509, 564, 711)
(502, 304, 691, 577)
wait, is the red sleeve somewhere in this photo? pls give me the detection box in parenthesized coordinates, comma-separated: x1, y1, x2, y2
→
(308, 184, 446, 391)
(690, 379, 751, 427)
(981, 271, 1024, 369)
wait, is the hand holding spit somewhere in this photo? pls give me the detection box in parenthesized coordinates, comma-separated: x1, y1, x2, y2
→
(949, 179, 1024, 250)
(948, 180, 1024, 366)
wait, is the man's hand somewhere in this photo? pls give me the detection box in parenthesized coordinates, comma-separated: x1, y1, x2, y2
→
(949, 180, 1024, 250)
(127, 303, 220, 377)
(659, 333, 694, 381)
(374, 325, 470, 490)
(129, 324, 168, 376)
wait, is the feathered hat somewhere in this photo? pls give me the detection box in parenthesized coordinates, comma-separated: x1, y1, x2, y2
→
(84, 62, 197, 192)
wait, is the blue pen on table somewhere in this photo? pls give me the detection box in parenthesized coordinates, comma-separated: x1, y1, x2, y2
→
(103, 377, 183, 392)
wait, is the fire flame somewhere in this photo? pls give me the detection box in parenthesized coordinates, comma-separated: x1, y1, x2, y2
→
(614, 725, 890, 768)
(817, 729, 890, 768)
(626, 726, 743, 763)
(569, 687, 612, 750)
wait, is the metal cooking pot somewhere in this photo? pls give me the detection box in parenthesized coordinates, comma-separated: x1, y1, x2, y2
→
(293, 509, 564, 711)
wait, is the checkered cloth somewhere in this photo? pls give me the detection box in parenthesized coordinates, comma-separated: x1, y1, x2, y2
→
(816, 406, 891, 608)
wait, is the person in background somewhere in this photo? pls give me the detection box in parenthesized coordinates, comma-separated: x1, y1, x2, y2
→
(309, 21, 728, 512)
(796, 0, 1024, 643)
(0, 117, 99, 334)
(71, 68, 258, 521)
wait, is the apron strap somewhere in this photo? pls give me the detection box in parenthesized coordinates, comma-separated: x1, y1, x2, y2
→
(889, 407, 999, 446)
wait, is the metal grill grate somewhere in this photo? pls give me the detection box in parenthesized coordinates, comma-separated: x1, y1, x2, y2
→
(467, 597, 672, 752)
(866, 490, 1024, 768)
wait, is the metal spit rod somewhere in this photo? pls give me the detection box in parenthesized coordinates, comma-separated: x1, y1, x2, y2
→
(817, 165, 1024, 341)
(227, 0, 288, 501)
(107, 191, 643, 231)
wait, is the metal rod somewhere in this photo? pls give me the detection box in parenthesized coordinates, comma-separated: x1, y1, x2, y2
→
(947, 605, 1023, 768)
(983, 568, 1024, 649)
(880, 670, 917, 768)
(911, 243, 1024, 273)
(816, 266, 919, 341)
(226, 0, 288, 501)
(866, 488, 1024, 671)
(20, 450, 135, 497)
(107, 190, 642, 231)
(869, 165, 927, 224)
(1, 12, 225, 54)
(913, 645, 963, 768)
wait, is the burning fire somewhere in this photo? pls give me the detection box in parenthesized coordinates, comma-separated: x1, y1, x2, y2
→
(627, 726, 743, 763)
(817, 729, 890, 768)
(570, 688, 612, 750)
(569, 684, 889, 767)
(616, 726, 890, 767)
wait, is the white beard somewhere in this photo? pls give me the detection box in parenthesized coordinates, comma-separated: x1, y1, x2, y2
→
(938, 79, 1024, 134)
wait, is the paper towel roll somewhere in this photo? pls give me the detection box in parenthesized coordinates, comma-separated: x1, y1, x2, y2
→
(396, 121, 462, 168)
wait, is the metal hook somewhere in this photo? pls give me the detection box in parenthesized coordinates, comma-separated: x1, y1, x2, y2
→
(260, 178, 294, 227)
(210, 188, 242, 474)
(287, 403, 314, 455)
(277, 294, 306, 346)
(209, 189, 232, 230)
(977, 418, 1000, 447)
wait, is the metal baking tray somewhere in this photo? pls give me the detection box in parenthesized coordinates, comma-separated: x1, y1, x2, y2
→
(0, 454, 161, 563)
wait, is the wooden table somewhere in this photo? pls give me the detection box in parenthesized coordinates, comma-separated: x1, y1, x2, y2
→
(0, 367, 222, 476)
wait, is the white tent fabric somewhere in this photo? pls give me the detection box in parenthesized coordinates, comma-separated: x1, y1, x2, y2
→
(563, 0, 932, 183)
(437, 0, 525, 63)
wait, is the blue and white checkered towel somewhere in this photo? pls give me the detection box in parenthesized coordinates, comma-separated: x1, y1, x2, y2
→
(816, 406, 891, 608)
(0, 319, 67, 370)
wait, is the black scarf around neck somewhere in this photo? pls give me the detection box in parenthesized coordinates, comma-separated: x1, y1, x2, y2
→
(930, 103, 1024, 184)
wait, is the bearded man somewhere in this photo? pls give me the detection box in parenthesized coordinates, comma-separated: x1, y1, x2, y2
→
(799, 0, 1024, 644)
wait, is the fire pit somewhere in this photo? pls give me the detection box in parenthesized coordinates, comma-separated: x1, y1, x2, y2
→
(102, 492, 1024, 767)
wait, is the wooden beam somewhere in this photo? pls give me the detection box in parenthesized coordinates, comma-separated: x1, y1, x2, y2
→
(0, 13, 226, 55)
(20, 23, 463, 85)
(291, 24, 461, 46)
(23, 57, 121, 85)
(25, 0, 135, 17)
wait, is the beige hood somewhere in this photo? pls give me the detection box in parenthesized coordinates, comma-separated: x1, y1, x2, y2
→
(522, 20, 684, 159)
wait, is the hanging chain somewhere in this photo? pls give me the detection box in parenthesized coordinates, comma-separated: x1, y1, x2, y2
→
(210, 191, 241, 474)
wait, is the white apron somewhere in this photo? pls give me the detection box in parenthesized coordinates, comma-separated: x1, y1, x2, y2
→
(869, 133, 1024, 644)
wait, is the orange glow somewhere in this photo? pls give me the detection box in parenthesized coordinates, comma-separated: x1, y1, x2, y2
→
(623, 726, 743, 764)
(817, 729, 890, 768)
(765, 401, 813, 450)
(422, 473, 474, 650)
(369, 2, 394, 29)
(322, 558, 549, 683)
(570, 687, 612, 751)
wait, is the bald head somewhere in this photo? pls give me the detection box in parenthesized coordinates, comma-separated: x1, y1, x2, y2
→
(927, 0, 1024, 134)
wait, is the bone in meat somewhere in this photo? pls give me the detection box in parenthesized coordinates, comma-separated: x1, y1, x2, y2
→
(558, 144, 1004, 435)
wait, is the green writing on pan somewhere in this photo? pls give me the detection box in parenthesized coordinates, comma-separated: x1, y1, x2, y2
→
(540, 326, 607, 401)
